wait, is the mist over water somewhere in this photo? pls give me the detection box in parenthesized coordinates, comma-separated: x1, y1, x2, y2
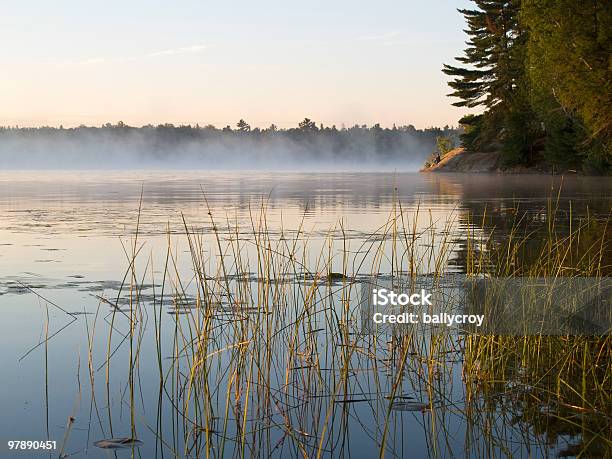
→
(0, 124, 458, 170)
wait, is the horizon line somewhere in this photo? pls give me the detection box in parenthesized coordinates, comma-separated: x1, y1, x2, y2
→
(0, 120, 460, 130)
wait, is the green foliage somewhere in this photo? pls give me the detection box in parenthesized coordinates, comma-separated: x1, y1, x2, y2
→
(543, 121, 581, 168)
(435, 136, 454, 155)
(521, 0, 611, 172)
(444, 1, 528, 157)
(443, 1, 522, 111)
(500, 105, 538, 165)
(422, 136, 455, 168)
(458, 114, 484, 151)
(446, 0, 611, 173)
(581, 141, 610, 175)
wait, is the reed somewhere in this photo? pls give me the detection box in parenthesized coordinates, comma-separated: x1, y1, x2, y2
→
(95, 198, 610, 458)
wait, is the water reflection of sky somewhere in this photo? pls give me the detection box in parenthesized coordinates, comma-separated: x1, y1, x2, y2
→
(0, 171, 610, 457)
(2, 171, 610, 288)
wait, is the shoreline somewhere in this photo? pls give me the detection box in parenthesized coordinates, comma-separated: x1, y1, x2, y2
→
(420, 147, 583, 175)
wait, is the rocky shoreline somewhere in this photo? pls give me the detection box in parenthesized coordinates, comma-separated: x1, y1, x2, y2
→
(420, 148, 571, 175)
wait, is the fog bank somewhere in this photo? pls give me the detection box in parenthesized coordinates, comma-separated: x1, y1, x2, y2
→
(0, 122, 459, 170)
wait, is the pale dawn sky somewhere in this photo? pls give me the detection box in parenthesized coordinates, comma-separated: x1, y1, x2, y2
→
(1, 0, 473, 129)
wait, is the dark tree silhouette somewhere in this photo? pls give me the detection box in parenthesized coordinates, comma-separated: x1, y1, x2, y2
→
(236, 119, 251, 132)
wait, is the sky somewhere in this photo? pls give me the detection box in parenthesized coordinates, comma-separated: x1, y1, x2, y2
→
(0, 0, 473, 129)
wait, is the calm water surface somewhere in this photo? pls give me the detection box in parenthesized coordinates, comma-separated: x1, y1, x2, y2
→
(0, 171, 610, 457)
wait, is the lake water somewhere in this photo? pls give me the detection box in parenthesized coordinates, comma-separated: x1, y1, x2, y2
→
(0, 171, 610, 457)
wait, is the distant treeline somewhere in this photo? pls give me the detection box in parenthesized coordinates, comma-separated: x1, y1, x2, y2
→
(0, 119, 459, 169)
(445, 0, 611, 174)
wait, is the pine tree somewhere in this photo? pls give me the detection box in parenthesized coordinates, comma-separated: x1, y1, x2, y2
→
(445, 0, 610, 172)
(443, 1, 521, 110)
(443, 1, 534, 161)
(521, 0, 611, 172)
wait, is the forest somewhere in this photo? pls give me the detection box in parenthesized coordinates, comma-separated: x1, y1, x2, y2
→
(0, 120, 459, 169)
(444, 0, 611, 173)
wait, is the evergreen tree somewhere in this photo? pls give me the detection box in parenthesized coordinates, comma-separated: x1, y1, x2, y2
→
(446, 0, 610, 172)
(236, 119, 251, 132)
(443, 1, 537, 163)
(521, 0, 611, 172)
(443, 1, 521, 110)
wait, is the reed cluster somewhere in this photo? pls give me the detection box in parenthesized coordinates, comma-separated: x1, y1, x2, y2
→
(90, 198, 610, 457)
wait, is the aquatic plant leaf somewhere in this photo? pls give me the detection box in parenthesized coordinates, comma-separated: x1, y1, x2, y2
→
(93, 437, 143, 449)
(390, 401, 429, 411)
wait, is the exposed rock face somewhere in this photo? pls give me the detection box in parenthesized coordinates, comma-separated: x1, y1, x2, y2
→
(421, 148, 501, 173)
(421, 148, 560, 174)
